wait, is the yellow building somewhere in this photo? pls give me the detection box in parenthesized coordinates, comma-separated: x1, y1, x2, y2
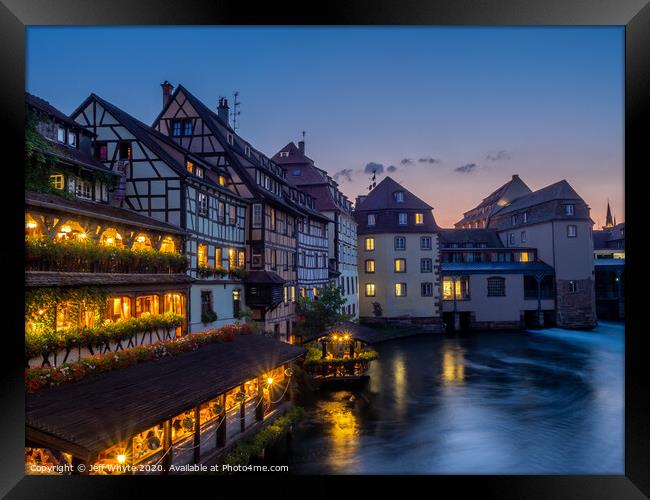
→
(354, 177, 443, 331)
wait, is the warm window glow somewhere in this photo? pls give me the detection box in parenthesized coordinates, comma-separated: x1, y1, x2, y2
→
(197, 244, 208, 267)
(50, 174, 65, 190)
(365, 237, 375, 251)
(25, 214, 41, 238)
(365, 283, 376, 297)
(443, 278, 454, 300)
(106, 297, 131, 323)
(58, 220, 86, 241)
(186, 161, 194, 174)
(159, 237, 176, 253)
(519, 252, 530, 262)
(365, 260, 375, 273)
(100, 228, 124, 247)
(415, 213, 424, 224)
(443, 277, 469, 300)
(215, 248, 222, 269)
(238, 250, 245, 268)
(395, 283, 407, 297)
(218, 175, 226, 186)
(132, 233, 152, 251)
(135, 295, 160, 317)
(313, 287, 318, 297)
(394, 259, 406, 272)
(228, 248, 236, 270)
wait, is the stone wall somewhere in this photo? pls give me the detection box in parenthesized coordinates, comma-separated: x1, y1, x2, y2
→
(556, 278, 597, 329)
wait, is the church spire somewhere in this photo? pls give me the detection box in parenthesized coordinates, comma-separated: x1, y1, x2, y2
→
(603, 200, 614, 229)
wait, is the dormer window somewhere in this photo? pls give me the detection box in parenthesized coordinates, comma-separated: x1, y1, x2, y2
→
(565, 204, 575, 215)
(415, 213, 424, 225)
(292, 168, 301, 176)
(67, 132, 77, 147)
(171, 119, 193, 137)
(195, 166, 204, 178)
(394, 191, 405, 203)
(523, 211, 528, 223)
(57, 127, 66, 143)
(367, 214, 376, 226)
(398, 213, 407, 225)
(280, 151, 289, 157)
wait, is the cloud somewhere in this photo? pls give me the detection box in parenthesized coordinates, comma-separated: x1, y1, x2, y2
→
(455, 163, 480, 174)
(364, 162, 384, 175)
(387, 165, 398, 172)
(486, 150, 511, 162)
(400, 158, 414, 166)
(333, 168, 353, 182)
(418, 157, 442, 165)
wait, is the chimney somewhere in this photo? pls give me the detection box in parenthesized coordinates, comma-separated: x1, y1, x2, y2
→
(512, 174, 519, 180)
(298, 140, 305, 153)
(161, 81, 174, 109)
(217, 97, 229, 125)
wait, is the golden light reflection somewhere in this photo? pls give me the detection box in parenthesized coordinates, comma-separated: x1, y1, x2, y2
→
(442, 346, 465, 384)
(318, 394, 359, 469)
(393, 353, 407, 416)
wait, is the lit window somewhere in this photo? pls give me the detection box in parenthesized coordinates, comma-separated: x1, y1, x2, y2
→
(487, 277, 506, 297)
(394, 191, 404, 202)
(238, 250, 245, 268)
(215, 248, 222, 269)
(50, 174, 65, 190)
(160, 237, 176, 253)
(25, 214, 41, 238)
(132, 234, 152, 251)
(186, 161, 194, 174)
(135, 295, 160, 317)
(567, 225, 577, 237)
(394, 236, 406, 250)
(398, 213, 407, 225)
(218, 175, 226, 186)
(394, 259, 406, 273)
(519, 252, 530, 262)
(57, 127, 66, 143)
(270, 208, 276, 231)
(365, 259, 375, 273)
(395, 283, 407, 297)
(420, 236, 432, 250)
(365, 237, 375, 251)
(100, 228, 123, 247)
(197, 244, 208, 267)
(228, 248, 236, 270)
(365, 283, 376, 297)
(565, 204, 575, 215)
(443, 276, 470, 300)
(367, 214, 376, 226)
(415, 213, 424, 224)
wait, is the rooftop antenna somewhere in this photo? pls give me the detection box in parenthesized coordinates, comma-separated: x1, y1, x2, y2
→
(231, 91, 241, 130)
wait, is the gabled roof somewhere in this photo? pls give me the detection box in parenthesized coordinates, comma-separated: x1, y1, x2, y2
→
(26, 92, 88, 131)
(355, 176, 433, 211)
(272, 142, 315, 167)
(72, 93, 241, 199)
(494, 179, 583, 215)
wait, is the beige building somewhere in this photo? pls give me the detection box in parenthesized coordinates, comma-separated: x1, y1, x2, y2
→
(354, 177, 443, 331)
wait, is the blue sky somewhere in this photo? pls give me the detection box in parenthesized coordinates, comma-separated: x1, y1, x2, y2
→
(26, 26, 623, 227)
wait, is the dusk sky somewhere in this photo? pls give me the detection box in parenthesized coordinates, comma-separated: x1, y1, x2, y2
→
(26, 26, 624, 228)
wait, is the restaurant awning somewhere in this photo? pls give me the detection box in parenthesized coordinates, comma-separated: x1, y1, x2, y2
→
(26, 334, 305, 460)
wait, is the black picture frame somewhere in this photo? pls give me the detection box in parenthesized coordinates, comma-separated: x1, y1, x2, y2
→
(1, 1, 647, 498)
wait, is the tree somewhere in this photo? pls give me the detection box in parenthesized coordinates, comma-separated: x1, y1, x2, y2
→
(295, 285, 349, 338)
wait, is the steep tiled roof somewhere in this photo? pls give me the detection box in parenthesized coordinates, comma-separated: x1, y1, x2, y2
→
(355, 177, 433, 211)
(26, 92, 84, 130)
(272, 142, 315, 167)
(25, 271, 193, 288)
(494, 180, 582, 215)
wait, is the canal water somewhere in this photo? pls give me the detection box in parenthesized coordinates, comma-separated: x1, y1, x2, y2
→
(272, 321, 624, 474)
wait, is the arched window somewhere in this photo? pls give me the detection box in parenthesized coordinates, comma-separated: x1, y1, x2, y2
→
(159, 237, 176, 253)
(25, 214, 42, 239)
(57, 220, 87, 241)
(100, 228, 124, 248)
(132, 233, 152, 251)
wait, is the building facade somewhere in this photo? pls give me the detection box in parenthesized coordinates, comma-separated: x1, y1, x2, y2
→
(272, 141, 358, 318)
(71, 93, 247, 333)
(354, 177, 443, 331)
(593, 202, 624, 320)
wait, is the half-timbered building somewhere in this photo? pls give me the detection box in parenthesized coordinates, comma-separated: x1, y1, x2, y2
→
(70, 93, 248, 332)
(273, 141, 358, 319)
(152, 83, 325, 340)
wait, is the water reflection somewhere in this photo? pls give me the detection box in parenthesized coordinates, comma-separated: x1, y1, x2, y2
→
(279, 323, 623, 474)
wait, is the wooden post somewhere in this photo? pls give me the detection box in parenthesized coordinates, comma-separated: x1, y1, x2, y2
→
(217, 394, 226, 447)
(162, 419, 172, 475)
(240, 384, 246, 432)
(193, 406, 200, 465)
(256, 376, 265, 421)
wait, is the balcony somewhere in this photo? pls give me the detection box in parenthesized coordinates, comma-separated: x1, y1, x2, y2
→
(243, 271, 286, 310)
